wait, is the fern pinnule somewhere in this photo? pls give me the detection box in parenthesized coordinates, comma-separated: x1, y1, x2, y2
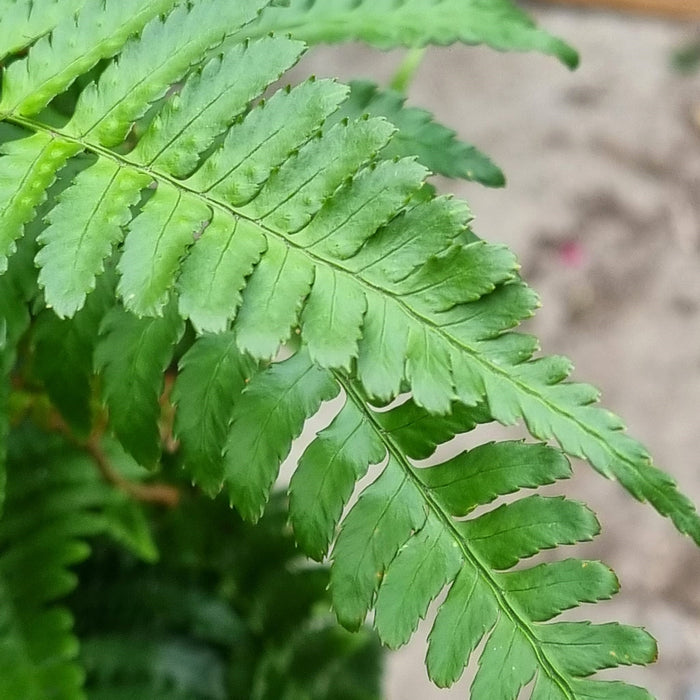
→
(171, 331, 259, 496)
(0, 0, 87, 61)
(223, 350, 340, 523)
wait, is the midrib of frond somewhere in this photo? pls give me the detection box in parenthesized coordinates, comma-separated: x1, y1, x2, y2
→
(2, 110, 687, 544)
(337, 374, 577, 698)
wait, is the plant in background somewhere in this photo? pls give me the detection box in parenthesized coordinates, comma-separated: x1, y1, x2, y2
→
(0, 1, 697, 698)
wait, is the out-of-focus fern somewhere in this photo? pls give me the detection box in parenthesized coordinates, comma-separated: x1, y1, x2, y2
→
(0, 1, 697, 698)
(0, 425, 155, 699)
(245, 0, 579, 67)
(70, 493, 383, 700)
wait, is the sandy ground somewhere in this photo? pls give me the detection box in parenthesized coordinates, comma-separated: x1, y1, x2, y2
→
(291, 5, 700, 698)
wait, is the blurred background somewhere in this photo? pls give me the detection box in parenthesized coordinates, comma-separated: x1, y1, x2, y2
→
(292, 2, 700, 697)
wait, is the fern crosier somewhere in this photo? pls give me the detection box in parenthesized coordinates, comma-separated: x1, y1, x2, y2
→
(0, 1, 697, 698)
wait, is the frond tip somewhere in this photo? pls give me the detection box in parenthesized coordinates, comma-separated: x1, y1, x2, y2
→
(325, 384, 658, 697)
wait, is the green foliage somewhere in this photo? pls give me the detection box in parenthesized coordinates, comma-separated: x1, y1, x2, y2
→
(0, 1, 696, 698)
(0, 426, 155, 700)
(244, 0, 580, 67)
(70, 493, 383, 700)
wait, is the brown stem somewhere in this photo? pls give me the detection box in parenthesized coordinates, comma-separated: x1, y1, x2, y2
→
(84, 433, 180, 507)
(49, 412, 180, 507)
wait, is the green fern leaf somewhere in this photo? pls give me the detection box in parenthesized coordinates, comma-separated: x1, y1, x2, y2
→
(0, 5, 697, 696)
(64, 0, 270, 146)
(35, 161, 149, 317)
(177, 215, 267, 334)
(247, 0, 579, 68)
(330, 454, 429, 631)
(336, 80, 505, 187)
(417, 441, 571, 514)
(0, 133, 80, 273)
(375, 396, 493, 460)
(172, 332, 258, 496)
(0, 0, 177, 117)
(311, 378, 657, 697)
(117, 187, 211, 317)
(233, 237, 315, 361)
(223, 351, 339, 522)
(0, 0, 86, 60)
(0, 0, 267, 276)
(130, 34, 305, 179)
(95, 303, 184, 468)
(500, 558, 619, 622)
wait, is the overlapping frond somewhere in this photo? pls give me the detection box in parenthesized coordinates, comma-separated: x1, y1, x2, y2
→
(334, 80, 506, 187)
(245, 0, 579, 67)
(0, 430, 155, 699)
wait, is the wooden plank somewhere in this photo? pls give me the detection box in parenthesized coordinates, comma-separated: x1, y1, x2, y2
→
(535, 0, 700, 19)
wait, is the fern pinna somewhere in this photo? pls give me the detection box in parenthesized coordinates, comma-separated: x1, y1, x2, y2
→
(0, 1, 697, 698)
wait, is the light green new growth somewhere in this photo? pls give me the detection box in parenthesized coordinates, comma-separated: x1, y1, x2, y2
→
(244, 0, 579, 67)
(0, 1, 695, 698)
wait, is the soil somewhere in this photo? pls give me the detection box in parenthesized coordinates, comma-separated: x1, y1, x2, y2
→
(292, 5, 700, 698)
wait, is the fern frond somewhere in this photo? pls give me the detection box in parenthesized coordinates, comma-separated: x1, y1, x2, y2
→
(292, 368, 656, 698)
(94, 303, 184, 468)
(0, 5, 698, 696)
(0, 0, 697, 541)
(245, 0, 579, 68)
(335, 80, 506, 187)
(0, 429, 155, 699)
(216, 351, 655, 696)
